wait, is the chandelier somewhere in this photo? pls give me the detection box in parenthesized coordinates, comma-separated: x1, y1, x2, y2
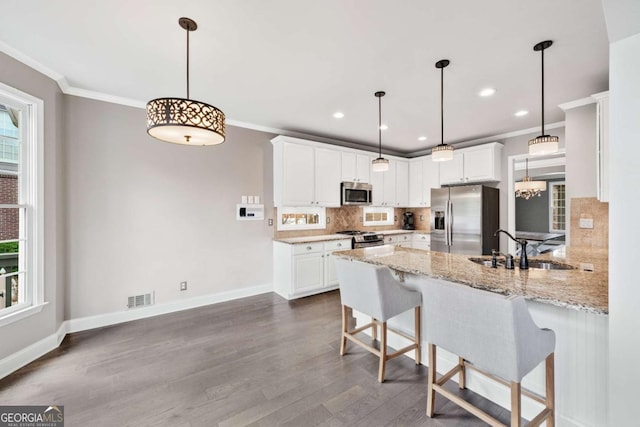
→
(146, 18, 226, 146)
(515, 158, 547, 200)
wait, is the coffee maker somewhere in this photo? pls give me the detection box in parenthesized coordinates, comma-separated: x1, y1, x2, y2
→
(403, 212, 415, 230)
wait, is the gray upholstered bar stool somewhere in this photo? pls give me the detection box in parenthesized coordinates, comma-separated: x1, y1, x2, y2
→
(424, 278, 555, 427)
(334, 258, 422, 382)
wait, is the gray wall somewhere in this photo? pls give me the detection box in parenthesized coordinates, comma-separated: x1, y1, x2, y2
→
(64, 96, 275, 319)
(0, 52, 65, 360)
(515, 178, 564, 233)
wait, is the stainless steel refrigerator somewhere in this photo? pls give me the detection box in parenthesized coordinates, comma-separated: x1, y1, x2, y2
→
(430, 185, 499, 255)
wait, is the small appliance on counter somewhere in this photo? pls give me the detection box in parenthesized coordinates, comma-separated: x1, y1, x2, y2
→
(402, 212, 415, 230)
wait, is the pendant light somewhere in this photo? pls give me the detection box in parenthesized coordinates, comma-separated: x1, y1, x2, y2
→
(515, 158, 547, 200)
(432, 59, 454, 162)
(146, 17, 226, 146)
(528, 40, 558, 155)
(371, 91, 389, 172)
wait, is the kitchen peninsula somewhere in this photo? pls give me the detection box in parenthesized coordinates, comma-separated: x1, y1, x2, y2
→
(334, 246, 609, 426)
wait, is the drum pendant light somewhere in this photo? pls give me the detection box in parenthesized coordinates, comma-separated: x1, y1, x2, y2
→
(432, 59, 454, 162)
(528, 40, 558, 155)
(146, 17, 226, 146)
(371, 91, 389, 172)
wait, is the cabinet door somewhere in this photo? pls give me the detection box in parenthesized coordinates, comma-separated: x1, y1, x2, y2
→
(398, 234, 412, 247)
(382, 160, 397, 206)
(463, 147, 494, 182)
(293, 254, 324, 293)
(422, 158, 440, 206)
(324, 252, 339, 286)
(341, 152, 357, 182)
(395, 160, 409, 207)
(356, 154, 371, 183)
(370, 157, 385, 206)
(409, 160, 424, 207)
(282, 143, 315, 205)
(413, 234, 431, 250)
(439, 152, 464, 185)
(315, 148, 342, 207)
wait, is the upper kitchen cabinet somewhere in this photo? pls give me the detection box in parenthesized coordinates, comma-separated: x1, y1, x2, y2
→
(592, 91, 609, 202)
(438, 142, 503, 186)
(371, 159, 409, 206)
(272, 136, 341, 207)
(341, 152, 371, 183)
(409, 156, 440, 207)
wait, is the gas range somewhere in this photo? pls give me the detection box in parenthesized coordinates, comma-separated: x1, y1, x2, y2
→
(336, 230, 385, 249)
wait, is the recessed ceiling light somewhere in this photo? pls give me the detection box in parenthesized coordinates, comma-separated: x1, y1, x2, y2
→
(479, 88, 496, 97)
(380, 124, 388, 130)
(514, 110, 529, 117)
(333, 112, 344, 119)
(418, 136, 428, 141)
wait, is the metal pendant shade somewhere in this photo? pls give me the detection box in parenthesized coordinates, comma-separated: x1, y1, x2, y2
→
(371, 91, 389, 172)
(146, 17, 226, 146)
(432, 59, 454, 162)
(528, 40, 558, 156)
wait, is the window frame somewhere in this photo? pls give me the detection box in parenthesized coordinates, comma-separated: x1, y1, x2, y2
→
(362, 206, 394, 226)
(548, 181, 566, 233)
(0, 82, 45, 327)
(277, 206, 326, 231)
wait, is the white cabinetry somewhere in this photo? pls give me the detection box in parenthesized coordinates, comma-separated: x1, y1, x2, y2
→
(409, 156, 440, 207)
(273, 239, 351, 300)
(273, 137, 341, 207)
(593, 91, 609, 202)
(439, 142, 502, 186)
(371, 159, 409, 207)
(341, 152, 371, 183)
(412, 233, 431, 251)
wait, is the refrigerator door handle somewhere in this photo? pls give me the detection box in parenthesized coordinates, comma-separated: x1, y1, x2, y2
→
(445, 200, 451, 246)
(448, 201, 454, 246)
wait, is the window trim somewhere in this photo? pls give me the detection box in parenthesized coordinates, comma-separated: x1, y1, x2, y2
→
(362, 206, 394, 226)
(0, 82, 44, 326)
(277, 206, 326, 231)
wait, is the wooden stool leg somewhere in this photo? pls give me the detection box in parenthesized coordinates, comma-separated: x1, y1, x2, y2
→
(510, 381, 522, 427)
(546, 353, 555, 427)
(426, 343, 436, 417)
(371, 317, 378, 341)
(458, 356, 466, 389)
(378, 322, 388, 382)
(340, 305, 348, 356)
(414, 306, 421, 365)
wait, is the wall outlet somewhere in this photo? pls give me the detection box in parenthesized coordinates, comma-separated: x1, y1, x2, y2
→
(579, 218, 594, 229)
(268, 218, 273, 226)
(180, 281, 187, 291)
(327, 217, 331, 224)
(420, 215, 424, 221)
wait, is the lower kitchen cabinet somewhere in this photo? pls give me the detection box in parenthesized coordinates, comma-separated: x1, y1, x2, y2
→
(273, 239, 351, 299)
(383, 233, 413, 247)
(412, 233, 431, 250)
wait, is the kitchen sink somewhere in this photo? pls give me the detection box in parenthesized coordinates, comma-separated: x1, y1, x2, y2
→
(468, 257, 576, 270)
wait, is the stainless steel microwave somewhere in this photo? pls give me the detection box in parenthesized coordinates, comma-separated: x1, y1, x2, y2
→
(341, 182, 372, 205)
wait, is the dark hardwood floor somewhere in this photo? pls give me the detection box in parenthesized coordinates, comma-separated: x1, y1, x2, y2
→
(0, 291, 511, 426)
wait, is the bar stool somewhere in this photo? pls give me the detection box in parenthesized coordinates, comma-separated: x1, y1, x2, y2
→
(423, 278, 555, 427)
(334, 258, 422, 382)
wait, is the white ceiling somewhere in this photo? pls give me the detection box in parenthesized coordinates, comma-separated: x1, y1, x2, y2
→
(0, 0, 609, 154)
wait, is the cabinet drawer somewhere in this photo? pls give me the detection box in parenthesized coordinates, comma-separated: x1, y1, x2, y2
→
(324, 239, 351, 251)
(384, 235, 398, 244)
(397, 234, 412, 242)
(293, 242, 324, 255)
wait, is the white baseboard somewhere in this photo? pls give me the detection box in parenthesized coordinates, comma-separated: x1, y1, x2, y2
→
(0, 284, 272, 380)
(0, 322, 67, 380)
(66, 283, 272, 333)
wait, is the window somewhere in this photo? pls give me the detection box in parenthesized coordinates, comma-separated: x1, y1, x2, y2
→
(549, 181, 566, 232)
(363, 206, 394, 226)
(277, 207, 326, 231)
(0, 82, 43, 326)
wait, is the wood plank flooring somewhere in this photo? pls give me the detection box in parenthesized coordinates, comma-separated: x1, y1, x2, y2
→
(0, 291, 512, 426)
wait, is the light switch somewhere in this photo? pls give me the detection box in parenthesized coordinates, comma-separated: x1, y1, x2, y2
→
(579, 218, 594, 229)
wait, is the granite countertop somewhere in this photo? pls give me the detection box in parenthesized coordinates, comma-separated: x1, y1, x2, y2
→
(274, 229, 430, 244)
(333, 246, 608, 315)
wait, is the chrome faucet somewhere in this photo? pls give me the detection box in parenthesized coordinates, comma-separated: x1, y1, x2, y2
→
(494, 229, 529, 270)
